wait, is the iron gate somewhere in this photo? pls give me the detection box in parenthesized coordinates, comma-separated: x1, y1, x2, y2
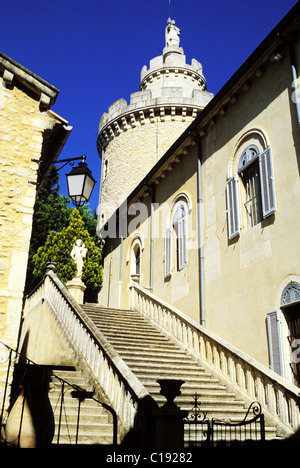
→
(184, 393, 265, 448)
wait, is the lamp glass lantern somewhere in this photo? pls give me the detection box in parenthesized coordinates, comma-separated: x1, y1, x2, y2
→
(66, 159, 96, 207)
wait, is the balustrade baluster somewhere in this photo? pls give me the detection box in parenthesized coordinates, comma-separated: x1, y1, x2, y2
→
(131, 283, 300, 433)
(245, 367, 255, 398)
(277, 391, 289, 425)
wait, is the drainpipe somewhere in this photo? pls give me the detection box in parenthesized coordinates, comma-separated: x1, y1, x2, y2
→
(277, 33, 300, 128)
(150, 202, 154, 293)
(118, 235, 123, 308)
(197, 138, 205, 326)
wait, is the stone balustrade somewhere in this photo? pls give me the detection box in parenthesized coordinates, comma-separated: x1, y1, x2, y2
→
(130, 282, 300, 436)
(23, 271, 157, 437)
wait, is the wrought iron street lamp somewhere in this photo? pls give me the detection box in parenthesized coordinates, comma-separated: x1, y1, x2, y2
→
(56, 155, 96, 207)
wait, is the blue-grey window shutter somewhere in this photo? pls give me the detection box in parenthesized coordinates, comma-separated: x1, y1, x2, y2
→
(164, 227, 172, 277)
(226, 175, 240, 239)
(177, 215, 188, 270)
(266, 310, 284, 376)
(259, 147, 276, 218)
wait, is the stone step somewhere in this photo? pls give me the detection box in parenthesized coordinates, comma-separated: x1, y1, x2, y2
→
(100, 330, 171, 341)
(111, 342, 186, 353)
(53, 420, 113, 435)
(144, 381, 227, 393)
(86, 313, 155, 324)
(81, 304, 278, 442)
(107, 339, 178, 350)
(49, 396, 110, 418)
(129, 367, 208, 379)
(118, 347, 190, 357)
(96, 325, 166, 337)
(157, 396, 245, 408)
(151, 387, 240, 401)
(52, 430, 114, 446)
(48, 370, 115, 446)
(121, 357, 204, 369)
(124, 360, 205, 372)
(120, 351, 197, 360)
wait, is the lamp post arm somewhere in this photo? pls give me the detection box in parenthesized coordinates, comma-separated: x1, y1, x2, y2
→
(55, 155, 86, 171)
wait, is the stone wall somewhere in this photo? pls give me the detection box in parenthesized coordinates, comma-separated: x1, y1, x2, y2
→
(98, 112, 198, 226)
(97, 40, 213, 228)
(0, 67, 69, 400)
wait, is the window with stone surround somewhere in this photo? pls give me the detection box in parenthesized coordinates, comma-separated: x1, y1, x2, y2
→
(165, 195, 189, 277)
(227, 144, 276, 239)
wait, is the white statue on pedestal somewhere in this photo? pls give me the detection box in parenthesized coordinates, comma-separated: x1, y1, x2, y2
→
(165, 18, 180, 47)
(71, 239, 87, 279)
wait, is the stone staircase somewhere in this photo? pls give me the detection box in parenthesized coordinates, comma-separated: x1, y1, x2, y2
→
(48, 368, 115, 446)
(81, 304, 278, 441)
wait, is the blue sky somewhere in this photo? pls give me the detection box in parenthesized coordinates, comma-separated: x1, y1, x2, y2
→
(1, 0, 298, 211)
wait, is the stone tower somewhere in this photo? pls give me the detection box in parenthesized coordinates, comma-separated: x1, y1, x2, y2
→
(97, 18, 213, 228)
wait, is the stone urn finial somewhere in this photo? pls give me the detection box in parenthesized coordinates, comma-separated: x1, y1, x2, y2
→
(157, 379, 185, 408)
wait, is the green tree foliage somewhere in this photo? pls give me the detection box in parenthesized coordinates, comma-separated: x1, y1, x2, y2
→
(26, 166, 100, 294)
(32, 209, 103, 292)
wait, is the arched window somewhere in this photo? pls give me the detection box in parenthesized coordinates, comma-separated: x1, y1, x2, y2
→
(129, 235, 143, 283)
(165, 196, 189, 277)
(227, 142, 276, 239)
(267, 282, 300, 385)
(238, 145, 263, 228)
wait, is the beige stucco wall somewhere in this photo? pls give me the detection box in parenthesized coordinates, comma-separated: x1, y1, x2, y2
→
(19, 300, 76, 366)
(201, 48, 300, 369)
(99, 115, 197, 227)
(100, 32, 300, 382)
(101, 145, 201, 324)
(149, 146, 200, 322)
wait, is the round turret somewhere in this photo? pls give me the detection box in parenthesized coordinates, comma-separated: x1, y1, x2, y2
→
(97, 19, 213, 228)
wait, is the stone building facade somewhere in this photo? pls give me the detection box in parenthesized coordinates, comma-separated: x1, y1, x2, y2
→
(98, 5, 300, 388)
(97, 19, 213, 229)
(0, 52, 71, 391)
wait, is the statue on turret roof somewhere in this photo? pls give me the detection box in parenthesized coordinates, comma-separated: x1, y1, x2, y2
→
(165, 18, 180, 47)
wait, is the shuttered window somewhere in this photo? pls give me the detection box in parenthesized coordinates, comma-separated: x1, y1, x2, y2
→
(165, 203, 188, 277)
(259, 147, 276, 218)
(226, 175, 240, 239)
(173, 205, 188, 271)
(227, 145, 276, 239)
(266, 310, 284, 376)
(164, 227, 172, 277)
(177, 215, 188, 270)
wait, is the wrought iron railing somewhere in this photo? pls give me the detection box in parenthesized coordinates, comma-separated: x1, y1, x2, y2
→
(184, 394, 265, 447)
(0, 342, 118, 447)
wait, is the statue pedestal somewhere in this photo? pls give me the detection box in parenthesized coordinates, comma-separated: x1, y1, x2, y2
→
(66, 278, 86, 304)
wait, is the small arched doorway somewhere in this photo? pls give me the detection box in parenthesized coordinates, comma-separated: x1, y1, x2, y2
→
(281, 282, 300, 386)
